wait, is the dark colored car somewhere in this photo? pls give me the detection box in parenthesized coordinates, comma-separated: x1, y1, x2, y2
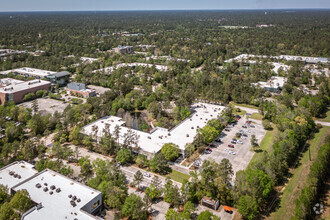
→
(225, 128, 230, 132)
(209, 144, 216, 148)
(242, 125, 247, 128)
(228, 144, 234, 148)
(231, 140, 237, 144)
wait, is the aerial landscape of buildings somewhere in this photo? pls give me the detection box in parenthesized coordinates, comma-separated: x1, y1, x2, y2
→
(0, 5, 329, 220)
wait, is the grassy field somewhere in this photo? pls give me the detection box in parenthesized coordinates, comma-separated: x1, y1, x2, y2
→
(270, 126, 330, 220)
(248, 125, 277, 169)
(166, 169, 190, 183)
(250, 113, 263, 120)
(234, 110, 247, 116)
(315, 108, 330, 123)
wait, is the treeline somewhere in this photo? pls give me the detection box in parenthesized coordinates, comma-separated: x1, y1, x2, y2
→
(293, 140, 330, 219)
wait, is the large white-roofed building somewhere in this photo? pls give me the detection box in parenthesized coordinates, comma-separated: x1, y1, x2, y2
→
(0, 161, 102, 220)
(82, 103, 225, 158)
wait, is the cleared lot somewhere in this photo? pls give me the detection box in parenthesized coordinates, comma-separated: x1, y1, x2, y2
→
(19, 97, 69, 115)
(199, 114, 266, 175)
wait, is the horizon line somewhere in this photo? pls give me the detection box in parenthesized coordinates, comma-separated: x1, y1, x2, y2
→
(0, 8, 330, 13)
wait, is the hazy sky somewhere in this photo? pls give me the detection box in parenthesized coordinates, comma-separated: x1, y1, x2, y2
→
(0, 0, 329, 11)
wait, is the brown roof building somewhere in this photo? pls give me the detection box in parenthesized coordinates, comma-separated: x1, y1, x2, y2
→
(0, 79, 50, 104)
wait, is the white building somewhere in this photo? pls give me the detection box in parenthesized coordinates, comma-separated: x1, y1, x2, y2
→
(82, 103, 225, 158)
(253, 76, 287, 93)
(0, 67, 56, 78)
(93, 63, 169, 74)
(0, 161, 102, 220)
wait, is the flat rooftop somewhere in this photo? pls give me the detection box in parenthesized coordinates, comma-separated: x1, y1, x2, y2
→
(13, 169, 102, 220)
(0, 161, 38, 191)
(0, 67, 56, 77)
(253, 76, 287, 89)
(93, 62, 168, 74)
(225, 54, 329, 64)
(0, 78, 24, 87)
(0, 79, 50, 93)
(82, 103, 224, 154)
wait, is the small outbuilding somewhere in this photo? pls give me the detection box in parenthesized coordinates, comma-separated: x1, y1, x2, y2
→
(201, 196, 220, 210)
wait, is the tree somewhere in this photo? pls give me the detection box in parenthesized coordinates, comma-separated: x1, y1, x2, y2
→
(0, 202, 18, 220)
(250, 134, 258, 148)
(51, 142, 73, 162)
(145, 176, 163, 201)
(9, 189, 33, 213)
(238, 195, 259, 220)
(69, 126, 82, 145)
(116, 148, 132, 164)
(198, 125, 218, 144)
(262, 119, 272, 130)
(79, 159, 93, 183)
(150, 153, 169, 174)
(197, 210, 220, 220)
(161, 143, 180, 161)
(133, 170, 144, 189)
(184, 143, 195, 158)
(121, 194, 147, 220)
(165, 209, 177, 220)
(219, 158, 234, 184)
(136, 154, 148, 168)
(0, 185, 9, 205)
(164, 178, 181, 206)
(32, 99, 39, 113)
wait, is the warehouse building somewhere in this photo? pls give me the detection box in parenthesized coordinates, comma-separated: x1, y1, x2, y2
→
(0, 79, 51, 104)
(0, 161, 102, 220)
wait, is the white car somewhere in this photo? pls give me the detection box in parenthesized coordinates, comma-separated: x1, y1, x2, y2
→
(229, 151, 236, 155)
(237, 140, 243, 144)
(144, 172, 151, 178)
(224, 149, 229, 152)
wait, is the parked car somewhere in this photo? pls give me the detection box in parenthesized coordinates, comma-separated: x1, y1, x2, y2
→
(204, 150, 211, 154)
(242, 125, 247, 128)
(237, 140, 243, 144)
(246, 121, 252, 124)
(225, 128, 230, 132)
(215, 138, 221, 143)
(243, 134, 248, 137)
(231, 140, 237, 144)
(229, 151, 236, 155)
(250, 124, 255, 128)
(209, 144, 216, 148)
(232, 138, 237, 141)
(228, 144, 234, 148)
(144, 172, 151, 178)
(207, 148, 212, 152)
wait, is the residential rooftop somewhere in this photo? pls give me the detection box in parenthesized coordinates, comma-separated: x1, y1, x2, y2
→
(82, 103, 224, 154)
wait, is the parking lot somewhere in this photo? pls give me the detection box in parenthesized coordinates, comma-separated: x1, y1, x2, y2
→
(19, 97, 69, 115)
(199, 114, 266, 176)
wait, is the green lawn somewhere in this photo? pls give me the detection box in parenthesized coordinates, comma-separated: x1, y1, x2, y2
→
(250, 113, 263, 120)
(248, 126, 277, 169)
(270, 127, 330, 220)
(166, 169, 190, 183)
(234, 110, 246, 116)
